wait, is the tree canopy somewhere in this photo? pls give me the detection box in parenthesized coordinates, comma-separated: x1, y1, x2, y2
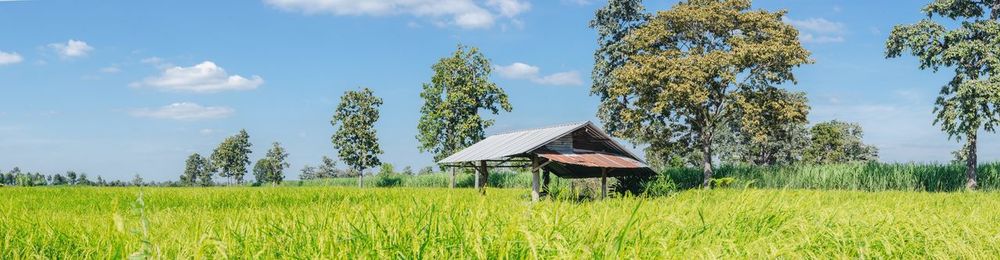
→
(885, 0, 1000, 189)
(181, 153, 212, 186)
(604, 0, 812, 186)
(802, 120, 879, 164)
(416, 45, 512, 163)
(718, 88, 811, 166)
(331, 87, 384, 187)
(210, 129, 253, 184)
(591, 0, 649, 136)
(253, 142, 290, 185)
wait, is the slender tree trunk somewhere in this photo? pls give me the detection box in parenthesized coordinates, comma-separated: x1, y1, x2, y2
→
(358, 170, 364, 188)
(701, 137, 714, 189)
(966, 131, 978, 190)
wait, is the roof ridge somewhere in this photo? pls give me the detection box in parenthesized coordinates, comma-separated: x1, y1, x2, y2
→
(492, 121, 591, 136)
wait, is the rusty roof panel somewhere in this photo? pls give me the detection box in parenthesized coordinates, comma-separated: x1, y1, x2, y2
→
(536, 149, 647, 169)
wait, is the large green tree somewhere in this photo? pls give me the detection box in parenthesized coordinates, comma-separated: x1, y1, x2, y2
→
(331, 87, 384, 188)
(181, 153, 211, 186)
(885, 0, 1000, 189)
(253, 142, 290, 185)
(606, 0, 811, 187)
(591, 0, 649, 136)
(718, 88, 811, 166)
(802, 120, 879, 164)
(210, 129, 253, 185)
(417, 45, 512, 164)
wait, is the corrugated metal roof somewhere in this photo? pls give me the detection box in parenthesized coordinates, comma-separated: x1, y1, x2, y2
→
(438, 122, 590, 163)
(438, 121, 643, 164)
(537, 149, 647, 169)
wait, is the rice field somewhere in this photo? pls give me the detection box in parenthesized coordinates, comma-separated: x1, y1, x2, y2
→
(3, 186, 1000, 258)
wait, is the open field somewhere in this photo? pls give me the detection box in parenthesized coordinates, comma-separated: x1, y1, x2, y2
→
(2, 187, 1000, 258)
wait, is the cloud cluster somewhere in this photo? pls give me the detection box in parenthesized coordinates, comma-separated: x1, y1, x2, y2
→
(784, 17, 846, 44)
(48, 39, 94, 58)
(495, 62, 583, 86)
(130, 102, 235, 121)
(0, 51, 23, 65)
(131, 61, 263, 93)
(264, 0, 530, 29)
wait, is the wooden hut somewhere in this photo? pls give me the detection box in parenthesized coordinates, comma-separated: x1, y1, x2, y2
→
(438, 121, 655, 201)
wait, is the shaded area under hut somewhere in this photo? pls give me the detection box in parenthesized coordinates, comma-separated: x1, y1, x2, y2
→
(438, 121, 656, 201)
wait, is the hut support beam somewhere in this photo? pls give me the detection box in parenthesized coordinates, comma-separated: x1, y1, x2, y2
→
(477, 160, 488, 195)
(531, 157, 540, 202)
(601, 168, 608, 199)
(542, 170, 551, 197)
(449, 166, 456, 189)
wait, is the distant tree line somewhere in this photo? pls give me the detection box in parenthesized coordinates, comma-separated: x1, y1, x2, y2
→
(0, 167, 164, 187)
(178, 129, 290, 187)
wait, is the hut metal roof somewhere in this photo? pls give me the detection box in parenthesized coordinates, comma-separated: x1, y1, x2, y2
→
(437, 121, 642, 164)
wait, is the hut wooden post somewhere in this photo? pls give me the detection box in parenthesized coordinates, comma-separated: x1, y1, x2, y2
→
(474, 163, 480, 190)
(449, 166, 456, 189)
(478, 160, 488, 195)
(531, 157, 540, 202)
(601, 168, 608, 199)
(542, 170, 551, 197)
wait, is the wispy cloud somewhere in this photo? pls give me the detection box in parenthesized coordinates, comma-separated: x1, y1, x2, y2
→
(264, 0, 530, 29)
(495, 62, 584, 86)
(131, 61, 263, 93)
(784, 17, 847, 44)
(131, 102, 235, 121)
(47, 39, 94, 58)
(0, 51, 23, 65)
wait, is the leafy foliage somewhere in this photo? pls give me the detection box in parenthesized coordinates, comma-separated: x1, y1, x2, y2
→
(885, 0, 1000, 189)
(718, 89, 811, 166)
(210, 129, 253, 184)
(416, 45, 512, 163)
(253, 142, 290, 185)
(181, 153, 212, 186)
(590, 0, 649, 136)
(603, 0, 812, 186)
(802, 120, 879, 164)
(331, 87, 384, 185)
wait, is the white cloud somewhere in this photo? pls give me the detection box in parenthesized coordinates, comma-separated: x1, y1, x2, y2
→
(131, 102, 235, 121)
(0, 51, 23, 65)
(486, 0, 530, 17)
(535, 71, 584, 86)
(264, 0, 530, 29)
(199, 128, 218, 135)
(799, 34, 845, 44)
(784, 17, 847, 44)
(47, 39, 93, 58)
(495, 62, 539, 79)
(131, 61, 263, 93)
(496, 62, 584, 86)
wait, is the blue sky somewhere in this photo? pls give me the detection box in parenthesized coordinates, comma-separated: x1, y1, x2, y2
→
(0, 0, 991, 181)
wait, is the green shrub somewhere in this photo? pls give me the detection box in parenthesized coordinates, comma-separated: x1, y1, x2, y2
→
(642, 176, 677, 197)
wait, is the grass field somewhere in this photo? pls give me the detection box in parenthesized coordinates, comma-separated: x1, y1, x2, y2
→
(2, 187, 1000, 258)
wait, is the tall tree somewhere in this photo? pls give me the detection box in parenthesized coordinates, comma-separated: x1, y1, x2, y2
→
(331, 87, 384, 188)
(417, 45, 512, 163)
(66, 171, 78, 185)
(254, 142, 290, 185)
(717, 89, 811, 166)
(317, 156, 340, 178)
(607, 0, 811, 187)
(802, 120, 879, 164)
(885, 0, 1000, 189)
(181, 153, 210, 186)
(210, 129, 253, 185)
(591, 0, 649, 136)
